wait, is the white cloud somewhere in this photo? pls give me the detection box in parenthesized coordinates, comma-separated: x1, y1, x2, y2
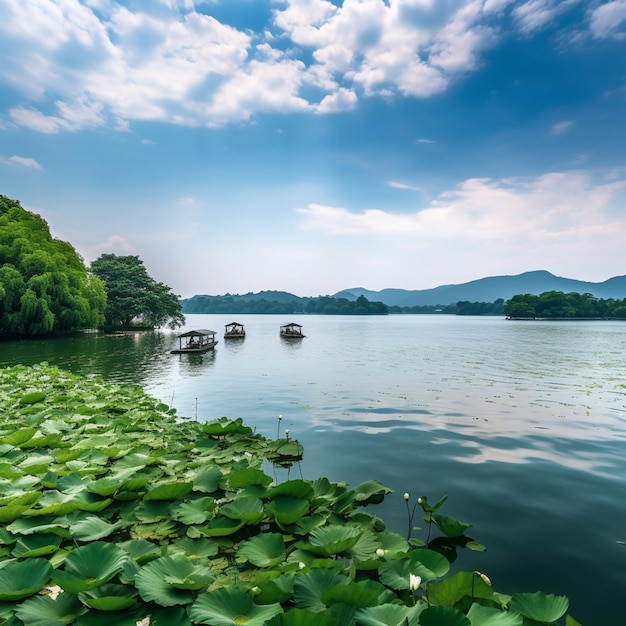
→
(6, 155, 42, 169)
(550, 119, 573, 135)
(0, 0, 598, 131)
(296, 170, 626, 243)
(589, 0, 626, 40)
(388, 180, 425, 192)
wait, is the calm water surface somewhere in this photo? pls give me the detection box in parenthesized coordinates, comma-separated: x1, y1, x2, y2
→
(2, 314, 626, 624)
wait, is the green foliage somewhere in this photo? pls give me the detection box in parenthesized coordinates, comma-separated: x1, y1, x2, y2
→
(504, 291, 626, 319)
(0, 364, 583, 625)
(0, 194, 106, 337)
(182, 293, 389, 315)
(90, 253, 185, 329)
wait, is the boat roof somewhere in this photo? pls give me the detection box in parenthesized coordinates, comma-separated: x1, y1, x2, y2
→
(176, 329, 216, 337)
(225, 322, 244, 326)
(281, 322, 303, 328)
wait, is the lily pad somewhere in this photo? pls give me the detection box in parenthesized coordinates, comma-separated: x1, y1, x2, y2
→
(190, 586, 283, 626)
(0, 557, 52, 601)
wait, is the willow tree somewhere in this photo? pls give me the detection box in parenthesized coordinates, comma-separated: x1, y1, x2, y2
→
(90, 254, 185, 329)
(0, 195, 107, 337)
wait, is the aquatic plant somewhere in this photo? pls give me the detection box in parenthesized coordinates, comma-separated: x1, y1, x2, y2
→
(0, 364, 581, 625)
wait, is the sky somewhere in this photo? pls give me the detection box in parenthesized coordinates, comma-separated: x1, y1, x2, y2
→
(1, 0, 625, 299)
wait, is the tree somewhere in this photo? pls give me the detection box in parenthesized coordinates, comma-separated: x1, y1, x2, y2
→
(90, 254, 185, 329)
(0, 195, 106, 337)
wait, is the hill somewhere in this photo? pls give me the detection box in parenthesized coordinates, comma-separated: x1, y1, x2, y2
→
(334, 270, 626, 307)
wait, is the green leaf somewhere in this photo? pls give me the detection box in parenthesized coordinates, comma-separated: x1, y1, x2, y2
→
(220, 496, 265, 523)
(68, 515, 124, 541)
(0, 558, 53, 601)
(144, 481, 193, 501)
(378, 549, 450, 590)
(428, 571, 494, 606)
(466, 603, 523, 625)
(266, 495, 310, 525)
(79, 583, 138, 611)
(15, 591, 87, 626)
(266, 607, 339, 626)
(227, 468, 272, 489)
(51, 541, 128, 593)
(135, 554, 213, 606)
(19, 391, 46, 405)
(321, 580, 382, 608)
(419, 606, 471, 626)
(355, 603, 425, 626)
(508, 592, 569, 623)
(190, 587, 283, 626)
(432, 514, 472, 538)
(293, 569, 350, 611)
(239, 533, 286, 567)
(306, 525, 362, 556)
(267, 479, 314, 500)
(12, 533, 62, 558)
(352, 480, 394, 506)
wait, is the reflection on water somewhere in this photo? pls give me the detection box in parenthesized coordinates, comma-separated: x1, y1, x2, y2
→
(1, 314, 626, 624)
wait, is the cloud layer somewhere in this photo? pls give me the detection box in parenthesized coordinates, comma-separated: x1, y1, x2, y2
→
(0, 0, 611, 132)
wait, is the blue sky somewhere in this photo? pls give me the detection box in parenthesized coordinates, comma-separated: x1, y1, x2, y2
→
(1, 0, 625, 298)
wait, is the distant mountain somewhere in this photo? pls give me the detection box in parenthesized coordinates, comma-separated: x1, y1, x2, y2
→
(333, 271, 626, 307)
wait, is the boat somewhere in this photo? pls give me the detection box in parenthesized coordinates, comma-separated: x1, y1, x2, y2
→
(224, 322, 245, 339)
(280, 322, 305, 339)
(170, 329, 218, 353)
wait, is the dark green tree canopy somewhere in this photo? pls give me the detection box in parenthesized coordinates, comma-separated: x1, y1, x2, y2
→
(0, 195, 106, 337)
(90, 254, 185, 329)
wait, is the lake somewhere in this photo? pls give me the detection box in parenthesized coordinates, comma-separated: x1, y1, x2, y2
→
(2, 313, 625, 624)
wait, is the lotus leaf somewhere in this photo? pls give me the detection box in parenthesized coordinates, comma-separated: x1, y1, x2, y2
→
(19, 391, 46, 405)
(170, 537, 219, 559)
(170, 497, 215, 525)
(466, 603, 523, 625)
(266, 496, 310, 525)
(378, 549, 450, 590)
(306, 525, 362, 556)
(220, 496, 265, 523)
(51, 541, 128, 593)
(355, 603, 426, 626)
(294, 514, 328, 535)
(79, 583, 138, 611)
(293, 569, 350, 611)
(419, 606, 471, 626)
(190, 466, 223, 493)
(1, 427, 37, 446)
(74, 606, 146, 626)
(15, 590, 86, 626)
(266, 607, 339, 625)
(508, 592, 569, 623)
(428, 571, 494, 606)
(149, 605, 193, 626)
(118, 539, 162, 564)
(135, 554, 214, 606)
(68, 514, 125, 541)
(202, 417, 253, 436)
(195, 516, 246, 537)
(227, 467, 273, 489)
(239, 533, 286, 567)
(351, 481, 394, 506)
(432, 514, 472, 538)
(267, 480, 314, 500)
(133, 500, 172, 522)
(190, 586, 283, 626)
(144, 480, 193, 501)
(321, 579, 383, 608)
(12, 533, 62, 558)
(0, 557, 52, 600)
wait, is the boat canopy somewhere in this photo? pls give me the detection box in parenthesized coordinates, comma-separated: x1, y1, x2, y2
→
(176, 329, 216, 338)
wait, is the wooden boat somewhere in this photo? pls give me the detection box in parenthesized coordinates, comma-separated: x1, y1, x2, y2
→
(224, 322, 245, 339)
(280, 322, 305, 339)
(170, 329, 218, 353)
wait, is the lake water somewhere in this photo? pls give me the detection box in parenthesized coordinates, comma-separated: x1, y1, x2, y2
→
(2, 313, 625, 624)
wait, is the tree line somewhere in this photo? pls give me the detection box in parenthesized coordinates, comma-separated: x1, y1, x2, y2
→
(182, 293, 389, 315)
(0, 195, 184, 338)
(504, 291, 626, 319)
